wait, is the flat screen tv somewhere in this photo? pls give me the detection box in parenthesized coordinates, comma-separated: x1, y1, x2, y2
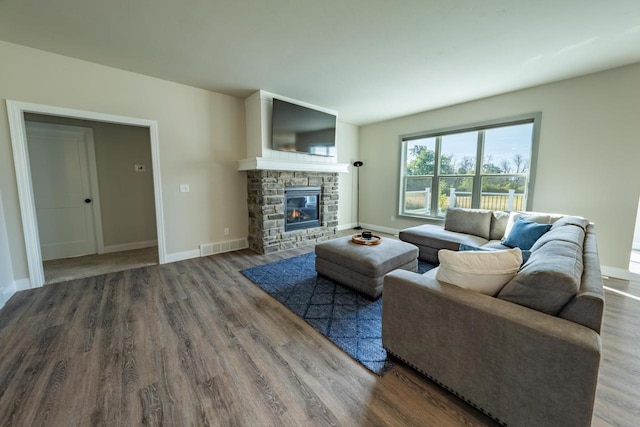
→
(271, 98, 337, 157)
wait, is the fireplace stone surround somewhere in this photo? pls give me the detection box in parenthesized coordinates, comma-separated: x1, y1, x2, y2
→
(247, 170, 338, 254)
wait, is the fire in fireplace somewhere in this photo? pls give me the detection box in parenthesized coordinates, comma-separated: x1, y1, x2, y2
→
(285, 186, 321, 231)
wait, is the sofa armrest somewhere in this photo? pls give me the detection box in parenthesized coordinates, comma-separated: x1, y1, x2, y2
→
(382, 269, 601, 427)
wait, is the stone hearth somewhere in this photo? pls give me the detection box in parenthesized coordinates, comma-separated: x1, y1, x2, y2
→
(247, 170, 338, 254)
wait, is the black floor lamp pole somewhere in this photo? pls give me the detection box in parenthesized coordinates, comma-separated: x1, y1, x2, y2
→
(353, 161, 363, 230)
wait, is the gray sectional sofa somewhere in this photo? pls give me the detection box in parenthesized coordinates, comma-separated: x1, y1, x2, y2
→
(383, 208, 604, 427)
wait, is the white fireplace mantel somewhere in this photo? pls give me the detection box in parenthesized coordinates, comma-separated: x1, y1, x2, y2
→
(238, 157, 349, 173)
(238, 90, 349, 174)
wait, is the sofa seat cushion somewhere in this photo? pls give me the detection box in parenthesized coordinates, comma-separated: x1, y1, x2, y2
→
(436, 248, 522, 295)
(482, 240, 511, 250)
(400, 224, 488, 251)
(461, 243, 532, 265)
(497, 240, 583, 315)
(444, 207, 492, 239)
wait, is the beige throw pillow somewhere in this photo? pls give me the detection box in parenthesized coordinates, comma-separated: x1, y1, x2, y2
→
(435, 248, 523, 296)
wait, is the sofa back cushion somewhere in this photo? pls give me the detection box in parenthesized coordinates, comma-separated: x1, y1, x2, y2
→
(551, 215, 590, 231)
(445, 208, 492, 240)
(530, 221, 585, 252)
(497, 239, 583, 315)
(503, 211, 565, 239)
(489, 210, 510, 240)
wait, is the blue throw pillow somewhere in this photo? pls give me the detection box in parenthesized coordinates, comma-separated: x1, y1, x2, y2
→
(502, 218, 552, 250)
(459, 243, 531, 264)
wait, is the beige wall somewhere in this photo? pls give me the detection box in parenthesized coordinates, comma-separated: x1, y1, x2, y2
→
(24, 114, 157, 247)
(634, 198, 640, 249)
(359, 62, 640, 273)
(0, 191, 14, 302)
(0, 41, 247, 279)
(337, 122, 359, 227)
(92, 123, 156, 247)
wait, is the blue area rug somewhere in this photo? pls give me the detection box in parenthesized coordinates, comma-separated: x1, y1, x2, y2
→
(240, 252, 436, 375)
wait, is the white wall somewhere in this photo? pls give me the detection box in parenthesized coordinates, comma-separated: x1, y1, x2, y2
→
(337, 122, 359, 228)
(359, 62, 640, 276)
(0, 40, 247, 281)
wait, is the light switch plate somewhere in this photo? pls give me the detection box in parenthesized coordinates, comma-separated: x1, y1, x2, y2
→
(180, 184, 190, 193)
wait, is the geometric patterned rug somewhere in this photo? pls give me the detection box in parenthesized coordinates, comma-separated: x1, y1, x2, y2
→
(240, 252, 436, 375)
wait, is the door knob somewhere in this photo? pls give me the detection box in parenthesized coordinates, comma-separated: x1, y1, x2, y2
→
(84, 198, 92, 203)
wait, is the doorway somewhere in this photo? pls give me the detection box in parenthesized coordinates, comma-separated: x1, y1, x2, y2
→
(26, 122, 102, 261)
(7, 100, 166, 288)
(25, 117, 161, 284)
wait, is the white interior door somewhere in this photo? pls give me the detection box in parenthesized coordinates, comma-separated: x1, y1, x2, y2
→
(26, 122, 98, 261)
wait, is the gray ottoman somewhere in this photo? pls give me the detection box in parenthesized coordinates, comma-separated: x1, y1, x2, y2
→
(315, 236, 418, 298)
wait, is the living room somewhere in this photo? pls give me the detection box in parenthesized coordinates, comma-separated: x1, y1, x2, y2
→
(0, 1, 639, 426)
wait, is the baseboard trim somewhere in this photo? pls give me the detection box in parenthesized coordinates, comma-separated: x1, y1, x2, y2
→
(337, 223, 356, 231)
(166, 238, 249, 264)
(601, 265, 631, 281)
(199, 238, 248, 257)
(359, 223, 401, 236)
(165, 249, 201, 264)
(15, 278, 31, 291)
(0, 283, 14, 309)
(103, 240, 157, 254)
(0, 278, 32, 310)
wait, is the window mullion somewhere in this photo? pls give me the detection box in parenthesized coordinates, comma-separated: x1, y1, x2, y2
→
(399, 140, 407, 216)
(471, 130, 484, 209)
(432, 136, 442, 215)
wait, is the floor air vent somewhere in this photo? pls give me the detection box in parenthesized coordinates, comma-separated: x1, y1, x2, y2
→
(200, 239, 247, 257)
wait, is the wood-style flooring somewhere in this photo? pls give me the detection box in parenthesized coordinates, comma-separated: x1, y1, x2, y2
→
(0, 243, 638, 426)
(43, 246, 159, 285)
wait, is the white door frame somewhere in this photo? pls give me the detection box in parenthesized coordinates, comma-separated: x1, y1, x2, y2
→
(6, 100, 167, 288)
(26, 121, 106, 256)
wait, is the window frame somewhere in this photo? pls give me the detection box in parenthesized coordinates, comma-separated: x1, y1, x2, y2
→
(398, 113, 541, 221)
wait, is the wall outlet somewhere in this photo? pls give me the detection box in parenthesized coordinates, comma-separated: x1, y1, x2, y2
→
(224, 227, 230, 236)
(391, 215, 395, 222)
(179, 184, 190, 193)
(134, 164, 146, 172)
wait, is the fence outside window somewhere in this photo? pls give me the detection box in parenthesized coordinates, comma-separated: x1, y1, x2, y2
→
(399, 114, 540, 220)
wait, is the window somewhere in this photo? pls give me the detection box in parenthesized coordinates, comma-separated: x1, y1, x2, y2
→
(399, 115, 539, 219)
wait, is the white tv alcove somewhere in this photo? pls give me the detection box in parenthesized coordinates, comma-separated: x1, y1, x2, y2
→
(238, 90, 349, 173)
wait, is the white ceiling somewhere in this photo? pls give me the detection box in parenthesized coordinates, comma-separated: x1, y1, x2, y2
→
(1, 0, 640, 125)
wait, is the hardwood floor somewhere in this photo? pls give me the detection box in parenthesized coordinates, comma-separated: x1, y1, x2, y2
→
(0, 243, 638, 426)
(43, 246, 159, 285)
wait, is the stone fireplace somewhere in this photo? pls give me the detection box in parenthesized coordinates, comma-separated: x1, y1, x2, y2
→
(247, 170, 338, 254)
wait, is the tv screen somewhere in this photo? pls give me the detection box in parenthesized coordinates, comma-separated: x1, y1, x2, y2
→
(271, 98, 337, 157)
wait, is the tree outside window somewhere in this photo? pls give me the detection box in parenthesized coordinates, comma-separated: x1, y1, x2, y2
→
(400, 117, 538, 218)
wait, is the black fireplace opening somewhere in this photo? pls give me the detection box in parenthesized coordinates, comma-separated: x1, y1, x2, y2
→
(285, 186, 321, 231)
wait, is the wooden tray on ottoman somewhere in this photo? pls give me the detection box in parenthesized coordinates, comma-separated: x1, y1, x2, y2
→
(351, 234, 382, 246)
